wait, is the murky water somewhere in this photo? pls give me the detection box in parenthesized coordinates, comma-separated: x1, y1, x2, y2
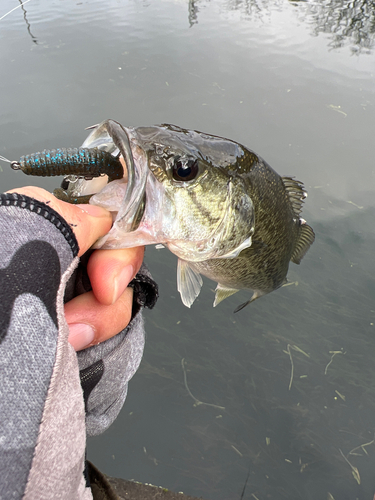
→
(1, 0, 374, 498)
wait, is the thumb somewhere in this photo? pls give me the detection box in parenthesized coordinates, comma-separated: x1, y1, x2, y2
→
(7, 186, 113, 256)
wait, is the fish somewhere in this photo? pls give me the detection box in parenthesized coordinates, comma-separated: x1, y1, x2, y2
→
(7, 119, 315, 310)
(66, 120, 315, 310)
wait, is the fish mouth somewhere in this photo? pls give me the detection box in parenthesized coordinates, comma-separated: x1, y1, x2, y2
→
(102, 120, 147, 232)
(71, 119, 149, 248)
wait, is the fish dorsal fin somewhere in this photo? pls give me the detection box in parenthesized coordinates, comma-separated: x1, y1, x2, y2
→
(214, 285, 239, 307)
(291, 222, 315, 264)
(282, 177, 307, 217)
(177, 259, 203, 308)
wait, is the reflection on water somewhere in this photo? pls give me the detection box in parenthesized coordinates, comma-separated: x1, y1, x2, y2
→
(0, 0, 374, 498)
(6, 0, 375, 53)
(188, 0, 199, 26)
(296, 0, 375, 53)
(190, 0, 375, 53)
(18, 0, 38, 44)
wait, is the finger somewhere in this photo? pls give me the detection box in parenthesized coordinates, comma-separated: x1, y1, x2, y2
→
(7, 186, 112, 256)
(87, 246, 145, 305)
(66, 287, 134, 351)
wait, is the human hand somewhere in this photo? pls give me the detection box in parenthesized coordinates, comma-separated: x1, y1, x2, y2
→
(7, 186, 145, 351)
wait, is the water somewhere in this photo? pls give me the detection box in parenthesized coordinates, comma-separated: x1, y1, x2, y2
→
(1, 1, 374, 498)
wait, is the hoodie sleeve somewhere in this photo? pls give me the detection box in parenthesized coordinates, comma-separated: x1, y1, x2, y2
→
(0, 192, 158, 500)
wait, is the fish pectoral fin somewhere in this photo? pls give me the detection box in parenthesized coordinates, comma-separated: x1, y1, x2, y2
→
(291, 222, 315, 264)
(217, 236, 252, 259)
(233, 290, 265, 313)
(214, 285, 239, 307)
(248, 239, 267, 254)
(177, 259, 203, 308)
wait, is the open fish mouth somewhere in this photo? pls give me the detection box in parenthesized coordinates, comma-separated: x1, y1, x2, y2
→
(67, 119, 149, 248)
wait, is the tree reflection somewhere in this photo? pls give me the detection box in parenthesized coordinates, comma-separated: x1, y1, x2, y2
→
(190, 0, 375, 53)
(18, 0, 38, 44)
(188, 0, 199, 26)
(295, 0, 375, 53)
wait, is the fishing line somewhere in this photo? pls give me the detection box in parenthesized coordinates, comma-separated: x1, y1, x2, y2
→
(0, 0, 32, 22)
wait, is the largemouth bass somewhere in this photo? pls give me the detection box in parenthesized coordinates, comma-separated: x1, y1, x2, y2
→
(10, 119, 315, 310)
(67, 120, 315, 310)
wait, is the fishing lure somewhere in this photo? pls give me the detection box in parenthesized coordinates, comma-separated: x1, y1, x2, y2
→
(10, 147, 123, 180)
(0, 146, 124, 203)
(1, 120, 136, 204)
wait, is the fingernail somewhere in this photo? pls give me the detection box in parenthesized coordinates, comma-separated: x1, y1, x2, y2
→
(76, 204, 109, 218)
(68, 323, 95, 351)
(112, 265, 134, 304)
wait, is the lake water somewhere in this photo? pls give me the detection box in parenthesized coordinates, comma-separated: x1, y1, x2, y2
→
(1, 0, 374, 498)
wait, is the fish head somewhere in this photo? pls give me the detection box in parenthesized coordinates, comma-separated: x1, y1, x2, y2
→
(71, 121, 255, 261)
(123, 124, 255, 261)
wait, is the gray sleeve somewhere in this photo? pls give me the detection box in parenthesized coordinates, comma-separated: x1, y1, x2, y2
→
(76, 263, 158, 437)
(0, 193, 158, 500)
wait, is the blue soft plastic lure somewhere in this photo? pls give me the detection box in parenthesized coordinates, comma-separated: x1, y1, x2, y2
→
(10, 147, 123, 181)
(0, 145, 123, 203)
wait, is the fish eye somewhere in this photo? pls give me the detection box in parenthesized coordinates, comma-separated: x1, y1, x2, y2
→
(172, 158, 199, 182)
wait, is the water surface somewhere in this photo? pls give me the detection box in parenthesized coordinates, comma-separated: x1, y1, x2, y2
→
(1, 1, 374, 498)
